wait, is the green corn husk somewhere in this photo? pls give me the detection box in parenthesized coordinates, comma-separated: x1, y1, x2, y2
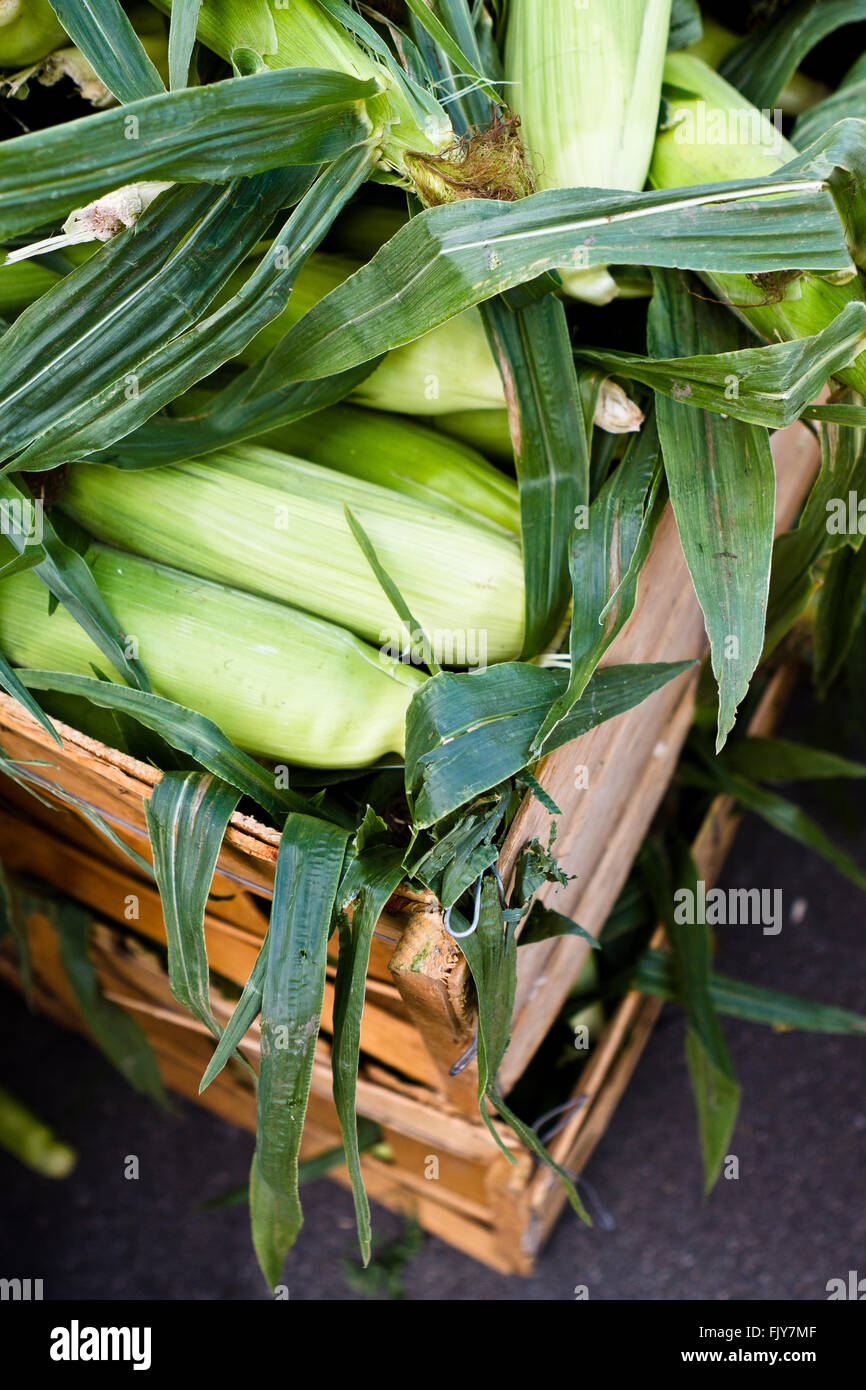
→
(38, 6, 170, 106)
(0, 0, 65, 67)
(252, 403, 520, 536)
(0, 5, 168, 106)
(173, 389, 519, 532)
(434, 409, 515, 464)
(156, 0, 452, 177)
(0, 1082, 76, 1178)
(686, 16, 830, 116)
(60, 447, 526, 663)
(650, 53, 866, 396)
(0, 257, 60, 315)
(0, 242, 508, 417)
(505, 0, 673, 305)
(234, 251, 507, 416)
(0, 541, 423, 767)
(328, 201, 408, 261)
(128, 2, 170, 85)
(434, 374, 645, 460)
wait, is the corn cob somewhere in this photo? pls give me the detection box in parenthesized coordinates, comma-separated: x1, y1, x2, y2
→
(0, 242, 507, 417)
(434, 409, 516, 464)
(253, 403, 521, 536)
(0, 540, 423, 767)
(505, 0, 673, 304)
(686, 16, 829, 115)
(60, 447, 526, 663)
(233, 251, 508, 416)
(0, 1082, 76, 1178)
(0, 0, 65, 67)
(650, 53, 866, 395)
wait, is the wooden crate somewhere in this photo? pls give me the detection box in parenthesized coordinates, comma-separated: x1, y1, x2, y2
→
(0, 659, 798, 1273)
(0, 419, 820, 1270)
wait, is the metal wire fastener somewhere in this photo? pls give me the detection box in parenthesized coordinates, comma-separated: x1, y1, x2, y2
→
(442, 873, 483, 939)
(532, 1094, 589, 1145)
(491, 866, 508, 908)
(576, 1175, 616, 1232)
(449, 1035, 478, 1076)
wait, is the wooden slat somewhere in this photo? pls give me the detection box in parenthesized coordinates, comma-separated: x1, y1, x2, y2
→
(521, 659, 801, 1264)
(89, 911, 444, 1089)
(0, 804, 263, 976)
(387, 899, 479, 1113)
(493, 418, 821, 1091)
(0, 693, 474, 1099)
(0, 778, 409, 983)
(0, 694, 279, 885)
(0, 651, 801, 1275)
(5, 901, 515, 1162)
(0, 691, 431, 926)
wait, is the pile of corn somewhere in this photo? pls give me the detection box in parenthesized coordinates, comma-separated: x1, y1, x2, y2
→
(3, 0, 866, 1284)
(0, 0, 672, 773)
(2, 0, 857, 773)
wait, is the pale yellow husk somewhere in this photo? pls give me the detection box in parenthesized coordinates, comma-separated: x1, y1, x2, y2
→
(0, 541, 423, 767)
(60, 445, 527, 663)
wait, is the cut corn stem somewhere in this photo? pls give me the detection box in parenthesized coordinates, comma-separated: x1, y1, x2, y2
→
(0, 540, 423, 768)
(595, 380, 645, 434)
